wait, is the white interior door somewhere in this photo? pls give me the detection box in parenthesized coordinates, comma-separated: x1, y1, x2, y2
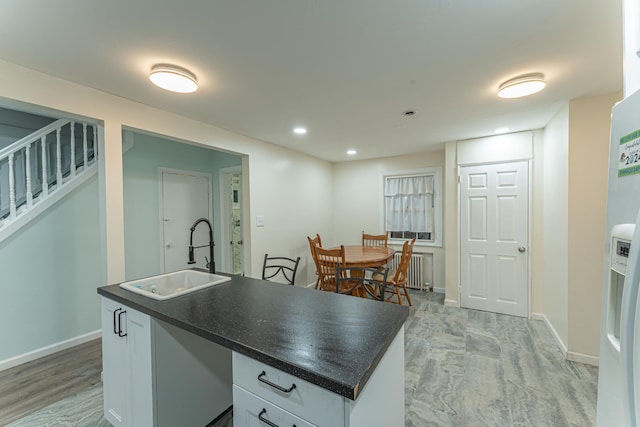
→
(161, 170, 212, 273)
(460, 160, 529, 317)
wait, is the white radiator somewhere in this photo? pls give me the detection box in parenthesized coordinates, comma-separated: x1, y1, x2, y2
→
(389, 253, 426, 290)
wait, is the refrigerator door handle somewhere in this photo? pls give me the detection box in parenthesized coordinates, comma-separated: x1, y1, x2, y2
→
(621, 210, 640, 427)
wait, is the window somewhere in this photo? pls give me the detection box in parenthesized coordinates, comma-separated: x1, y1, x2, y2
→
(381, 168, 442, 246)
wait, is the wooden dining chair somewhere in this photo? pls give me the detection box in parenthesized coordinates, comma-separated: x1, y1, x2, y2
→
(314, 245, 346, 292)
(336, 265, 388, 301)
(311, 233, 322, 247)
(262, 254, 301, 285)
(307, 235, 323, 289)
(382, 237, 416, 306)
(362, 231, 388, 248)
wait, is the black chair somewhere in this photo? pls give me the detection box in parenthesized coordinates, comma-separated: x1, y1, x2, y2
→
(262, 254, 301, 285)
(335, 264, 388, 301)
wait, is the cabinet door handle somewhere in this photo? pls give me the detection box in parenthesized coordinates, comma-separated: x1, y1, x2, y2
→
(258, 408, 296, 427)
(113, 308, 121, 335)
(117, 310, 127, 337)
(257, 371, 296, 393)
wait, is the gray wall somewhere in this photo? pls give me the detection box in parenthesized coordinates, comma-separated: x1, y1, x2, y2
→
(0, 176, 103, 360)
(123, 132, 241, 280)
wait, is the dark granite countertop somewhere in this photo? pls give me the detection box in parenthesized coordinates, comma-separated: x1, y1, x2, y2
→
(97, 273, 409, 400)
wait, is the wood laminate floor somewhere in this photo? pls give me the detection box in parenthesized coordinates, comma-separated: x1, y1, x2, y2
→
(1, 291, 598, 426)
(0, 339, 102, 426)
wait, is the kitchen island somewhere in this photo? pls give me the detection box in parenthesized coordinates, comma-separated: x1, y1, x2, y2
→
(98, 272, 409, 426)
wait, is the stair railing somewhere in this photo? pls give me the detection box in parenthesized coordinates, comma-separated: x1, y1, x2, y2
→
(0, 118, 98, 226)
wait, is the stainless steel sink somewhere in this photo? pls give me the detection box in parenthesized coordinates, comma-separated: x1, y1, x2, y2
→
(119, 270, 231, 300)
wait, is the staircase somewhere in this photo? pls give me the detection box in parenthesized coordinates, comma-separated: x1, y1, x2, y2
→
(0, 119, 98, 244)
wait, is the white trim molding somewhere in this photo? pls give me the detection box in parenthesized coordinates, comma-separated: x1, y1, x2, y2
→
(531, 312, 568, 355)
(530, 312, 598, 366)
(567, 351, 599, 367)
(444, 299, 459, 307)
(0, 329, 101, 372)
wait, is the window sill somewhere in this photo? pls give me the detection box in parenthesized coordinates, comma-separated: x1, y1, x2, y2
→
(388, 239, 442, 248)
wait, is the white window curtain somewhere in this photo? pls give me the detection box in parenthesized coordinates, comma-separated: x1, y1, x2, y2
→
(384, 175, 434, 233)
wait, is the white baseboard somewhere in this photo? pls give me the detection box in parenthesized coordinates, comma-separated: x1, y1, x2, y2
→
(444, 299, 458, 307)
(530, 312, 545, 321)
(432, 287, 445, 294)
(567, 350, 599, 367)
(305, 282, 316, 288)
(0, 329, 101, 372)
(531, 312, 568, 356)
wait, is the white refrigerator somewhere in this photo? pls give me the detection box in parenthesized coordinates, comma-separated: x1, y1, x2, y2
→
(597, 89, 640, 426)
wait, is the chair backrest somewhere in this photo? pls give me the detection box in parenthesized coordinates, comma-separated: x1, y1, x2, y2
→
(362, 232, 388, 248)
(307, 235, 322, 268)
(262, 254, 301, 285)
(310, 233, 322, 247)
(314, 245, 346, 292)
(392, 237, 417, 284)
(336, 265, 388, 301)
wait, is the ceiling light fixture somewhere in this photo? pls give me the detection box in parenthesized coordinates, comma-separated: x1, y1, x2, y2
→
(149, 64, 198, 93)
(347, 149, 357, 155)
(293, 127, 307, 134)
(497, 73, 545, 99)
(494, 127, 510, 134)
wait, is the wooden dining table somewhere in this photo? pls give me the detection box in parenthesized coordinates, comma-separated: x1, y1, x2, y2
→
(328, 245, 396, 298)
(340, 245, 396, 268)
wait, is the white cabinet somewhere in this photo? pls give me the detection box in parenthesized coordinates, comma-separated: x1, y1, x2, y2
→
(233, 385, 316, 427)
(101, 297, 232, 427)
(101, 297, 153, 427)
(233, 352, 343, 427)
(232, 326, 405, 427)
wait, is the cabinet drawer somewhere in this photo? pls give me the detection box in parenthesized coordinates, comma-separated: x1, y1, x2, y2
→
(232, 352, 344, 427)
(233, 385, 315, 427)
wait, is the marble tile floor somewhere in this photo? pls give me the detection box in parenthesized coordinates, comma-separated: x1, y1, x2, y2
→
(404, 292, 598, 426)
(7, 290, 598, 426)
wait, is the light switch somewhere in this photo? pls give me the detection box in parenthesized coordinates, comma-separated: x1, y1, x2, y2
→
(256, 215, 265, 227)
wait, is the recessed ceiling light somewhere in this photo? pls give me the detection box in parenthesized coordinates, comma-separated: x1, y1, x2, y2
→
(347, 149, 357, 155)
(494, 127, 510, 134)
(149, 64, 198, 93)
(498, 73, 545, 98)
(293, 127, 307, 134)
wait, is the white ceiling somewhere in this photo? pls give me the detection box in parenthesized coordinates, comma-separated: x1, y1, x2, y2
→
(0, 0, 622, 162)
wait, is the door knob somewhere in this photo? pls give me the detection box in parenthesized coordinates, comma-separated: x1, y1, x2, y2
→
(237, 240, 243, 245)
(166, 243, 173, 248)
(518, 246, 526, 253)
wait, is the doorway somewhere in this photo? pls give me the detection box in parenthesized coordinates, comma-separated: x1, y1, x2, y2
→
(459, 160, 529, 317)
(220, 167, 243, 275)
(159, 168, 212, 273)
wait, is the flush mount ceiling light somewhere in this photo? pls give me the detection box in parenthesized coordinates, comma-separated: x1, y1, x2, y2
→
(293, 127, 307, 134)
(498, 73, 545, 98)
(346, 149, 357, 155)
(149, 64, 198, 93)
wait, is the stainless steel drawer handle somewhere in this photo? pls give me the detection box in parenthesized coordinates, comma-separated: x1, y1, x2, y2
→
(257, 371, 297, 393)
(258, 408, 297, 427)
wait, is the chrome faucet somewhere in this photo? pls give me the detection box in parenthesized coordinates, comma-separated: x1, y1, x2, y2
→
(188, 218, 215, 273)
